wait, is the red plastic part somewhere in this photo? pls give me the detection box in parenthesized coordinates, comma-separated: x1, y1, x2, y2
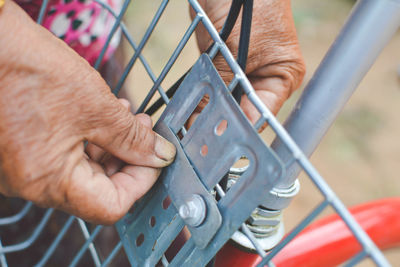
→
(215, 198, 400, 267)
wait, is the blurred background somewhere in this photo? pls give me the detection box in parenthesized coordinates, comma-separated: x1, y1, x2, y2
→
(121, 0, 400, 265)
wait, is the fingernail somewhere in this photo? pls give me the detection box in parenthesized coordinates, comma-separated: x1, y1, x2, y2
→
(155, 134, 176, 164)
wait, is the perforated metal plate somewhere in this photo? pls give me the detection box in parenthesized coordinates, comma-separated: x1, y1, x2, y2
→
(115, 54, 284, 266)
(0, 1, 393, 266)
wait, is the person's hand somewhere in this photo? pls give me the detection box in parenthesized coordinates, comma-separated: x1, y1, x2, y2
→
(0, 1, 175, 224)
(191, 0, 305, 129)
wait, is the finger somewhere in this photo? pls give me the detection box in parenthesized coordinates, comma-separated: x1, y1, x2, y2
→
(86, 98, 133, 162)
(242, 61, 305, 131)
(192, 0, 305, 130)
(86, 143, 106, 161)
(86, 93, 175, 168)
(241, 77, 289, 121)
(135, 113, 153, 129)
(118, 98, 131, 110)
(86, 143, 124, 176)
(100, 153, 124, 177)
(100, 114, 155, 176)
(60, 157, 161, 224)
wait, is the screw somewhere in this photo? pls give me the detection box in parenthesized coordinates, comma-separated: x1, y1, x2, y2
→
(178, 194, 206, 227)
(179, 205, 191, 219)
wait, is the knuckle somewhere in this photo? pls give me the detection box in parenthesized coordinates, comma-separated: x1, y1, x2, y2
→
(90, 104, 135, 147)
(118, 117, 143, 149)
(283, 57, 306, 92)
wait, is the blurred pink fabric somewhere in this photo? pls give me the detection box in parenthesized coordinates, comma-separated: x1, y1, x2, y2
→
(16, 0, 121, 65)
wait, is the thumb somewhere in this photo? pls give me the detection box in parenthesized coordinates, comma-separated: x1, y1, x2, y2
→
(86, 95, 176, 168)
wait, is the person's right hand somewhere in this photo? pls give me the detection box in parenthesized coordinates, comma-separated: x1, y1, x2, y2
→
(0, 0, 176, 225)
(191, 0, 305, 130)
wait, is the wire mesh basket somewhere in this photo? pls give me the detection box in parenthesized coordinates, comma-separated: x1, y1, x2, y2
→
(0, 0, 396, 266)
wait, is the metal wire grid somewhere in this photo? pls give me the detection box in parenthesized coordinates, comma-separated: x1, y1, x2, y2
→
(0, 0, 391, 266)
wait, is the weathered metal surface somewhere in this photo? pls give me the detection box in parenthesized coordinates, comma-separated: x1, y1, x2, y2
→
(116, 54, 284, 266)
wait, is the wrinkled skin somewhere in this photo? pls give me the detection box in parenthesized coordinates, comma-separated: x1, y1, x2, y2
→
(0, 0, 305, 225)
(0, 1, 176, 224)
(191, 0, 305, 129)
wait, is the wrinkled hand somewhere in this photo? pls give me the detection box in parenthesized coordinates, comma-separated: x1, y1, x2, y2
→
(191, 0, 305, 128)
(0, 1, 175, 224)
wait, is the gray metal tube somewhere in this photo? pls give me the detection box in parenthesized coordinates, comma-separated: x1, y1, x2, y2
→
(265, 0, 400, 210)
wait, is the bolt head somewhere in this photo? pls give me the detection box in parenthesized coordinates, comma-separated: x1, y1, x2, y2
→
(178, 194, 206, 227)
(179, 204, 190, 219)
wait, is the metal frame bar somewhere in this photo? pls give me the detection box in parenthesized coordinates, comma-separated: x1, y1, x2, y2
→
(268, 0, 400, 209)
(0, 209, 54, 254)
(0, 241, 7, 267)
(69, 225, 102, 267)
(100, 241, 122, 267)
(259, 201, 329, 265)
(136, 14, 202, 113)
(113, 0, 169, 96)
(93, 0, 131, 70)
(35, 216, 76, 267)
(77, 219, 101, 267)
(0, 202, 32, 226)
(0, 0, 397, 266)
(345, 251, 369, 267)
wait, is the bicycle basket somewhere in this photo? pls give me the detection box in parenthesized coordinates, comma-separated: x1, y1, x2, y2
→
(0, 0, 396, 266)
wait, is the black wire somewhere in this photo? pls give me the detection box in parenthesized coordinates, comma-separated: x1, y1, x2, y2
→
(145, 73, 187, 115)
(237, 0, 253, 70)
(219, 0, 244, 42)
(145, 4, 254, 265)
(144, 0, 245, 116)
(145, 0, 254, 209)
(232, 0, 253, 103)
(219, 0, 253, 198)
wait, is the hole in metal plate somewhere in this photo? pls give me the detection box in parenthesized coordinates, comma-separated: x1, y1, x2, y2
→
(162, 196, 171, 210)
(163, 226, 191, 263)
(182, 94, 210, 131)
(200, 144, 208, 156)
(215, 156, 251, 200)
(150, 216, 156, 227)
(136, 233, 144, 247)
(215, 119, 228, 136)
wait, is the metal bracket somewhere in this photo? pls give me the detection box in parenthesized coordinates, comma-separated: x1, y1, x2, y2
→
(152, 121, 222, 249)
(115, 54, 284, 267)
